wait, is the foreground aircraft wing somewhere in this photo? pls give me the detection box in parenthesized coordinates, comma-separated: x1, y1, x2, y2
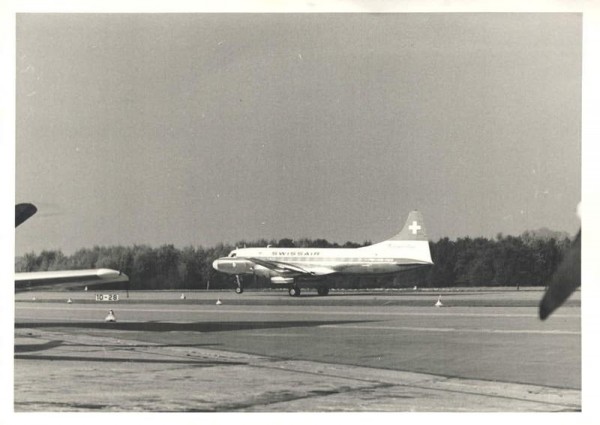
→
(247, 257, 336, 276)
(14, 203, 129, 291)
(539, 229, 581, 320)
(15, 203, 37, 227)
(15, 268, 128, 292)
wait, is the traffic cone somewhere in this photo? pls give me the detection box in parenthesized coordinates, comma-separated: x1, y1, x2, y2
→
(435, 295, 443, 307)
(216, 298, 222, 305)
(180, 293, 186, 300)
(105, 309, 117, 322)
(67, 298, 73, 304)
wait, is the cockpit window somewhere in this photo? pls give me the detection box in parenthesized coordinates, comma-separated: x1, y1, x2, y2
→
(229, 252, 236, 258)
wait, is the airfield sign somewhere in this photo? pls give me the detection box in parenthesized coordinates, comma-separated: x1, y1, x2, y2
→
(95, 294, 119, 302)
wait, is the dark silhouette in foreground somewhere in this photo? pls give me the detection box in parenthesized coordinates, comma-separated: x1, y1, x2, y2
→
(15, 203, 37, 227)
(539, 230, 580, 320)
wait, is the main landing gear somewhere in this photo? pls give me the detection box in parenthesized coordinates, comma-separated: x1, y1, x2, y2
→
(317, 286, 329, 296)
(288, 285, 330, 297)
(234, 275, 244, 294)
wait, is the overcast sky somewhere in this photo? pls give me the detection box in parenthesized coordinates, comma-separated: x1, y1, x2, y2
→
(14, 13, 581, 255)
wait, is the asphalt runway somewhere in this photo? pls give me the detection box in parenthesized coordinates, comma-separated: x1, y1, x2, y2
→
(14, 288, 581, 412)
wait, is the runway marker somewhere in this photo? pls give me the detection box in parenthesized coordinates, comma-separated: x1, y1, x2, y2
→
(435, 295, 443, 307)
(67, 298, 72, 304)
(319, 324, 581, 335)
(180, 293, 186, 300)
(18, 316, 130, 323)
(104, 310, 117, 322)
(216, 299, 222, 305)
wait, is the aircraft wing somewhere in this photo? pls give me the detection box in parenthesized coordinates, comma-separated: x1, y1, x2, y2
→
(247, 258, 335, 276)
(15, 203, 37, 227)
(15, 268, 128, 292)
(539, 229, 581, 320)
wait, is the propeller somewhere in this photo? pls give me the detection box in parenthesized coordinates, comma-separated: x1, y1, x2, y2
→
(123, 270, 129, 299)
(117, 254, 130, 299)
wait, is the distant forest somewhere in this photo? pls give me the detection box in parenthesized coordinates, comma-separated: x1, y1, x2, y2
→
(15, 228, 576, 290)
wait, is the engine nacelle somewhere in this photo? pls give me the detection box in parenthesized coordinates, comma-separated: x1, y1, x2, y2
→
(212, 258, 254, 274)
(271, 276, 295, 285)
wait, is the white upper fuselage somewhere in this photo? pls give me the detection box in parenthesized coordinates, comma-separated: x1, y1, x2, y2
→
(235, 243, 430, 264)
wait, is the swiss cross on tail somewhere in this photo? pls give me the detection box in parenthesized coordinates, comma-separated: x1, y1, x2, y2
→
(408, 221, 421, 235)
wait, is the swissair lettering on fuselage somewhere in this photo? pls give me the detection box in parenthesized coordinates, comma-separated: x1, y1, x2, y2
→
(271, 251, 321, 256)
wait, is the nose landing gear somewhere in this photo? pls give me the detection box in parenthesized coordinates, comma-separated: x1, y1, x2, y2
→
(288, 285, 301, 297)
(234, 275, 244, 294)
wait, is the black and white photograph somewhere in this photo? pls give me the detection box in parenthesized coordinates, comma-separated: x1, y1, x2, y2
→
(3, 0, 598, 420)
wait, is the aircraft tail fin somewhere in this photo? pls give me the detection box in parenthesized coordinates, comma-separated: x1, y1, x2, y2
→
(387, 210, 428, 242)
(359, 210, 432, 264)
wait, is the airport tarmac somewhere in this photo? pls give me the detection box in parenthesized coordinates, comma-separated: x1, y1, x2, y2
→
(14, 288, 581, 412)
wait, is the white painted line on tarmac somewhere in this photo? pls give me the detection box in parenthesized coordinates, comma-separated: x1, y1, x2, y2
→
(16, 316, 136, 323)
(14, 305, 579, 319)
(319, 324, 581, 335)
(245, 333, 310, 338)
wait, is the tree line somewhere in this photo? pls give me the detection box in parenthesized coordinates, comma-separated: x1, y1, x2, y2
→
(15, 228, 576, 290)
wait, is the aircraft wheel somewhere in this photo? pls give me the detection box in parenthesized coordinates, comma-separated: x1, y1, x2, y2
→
(317, 286, 329, 296)
(234, 275, 244, 294)
(289, 286, 301, 297)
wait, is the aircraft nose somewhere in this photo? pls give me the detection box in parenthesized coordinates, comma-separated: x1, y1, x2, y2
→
(212, 260, 221, 271)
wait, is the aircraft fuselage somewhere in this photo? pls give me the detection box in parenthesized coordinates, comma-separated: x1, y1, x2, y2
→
(211, 210, 433, 296)
(213, 246, 430, 277)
